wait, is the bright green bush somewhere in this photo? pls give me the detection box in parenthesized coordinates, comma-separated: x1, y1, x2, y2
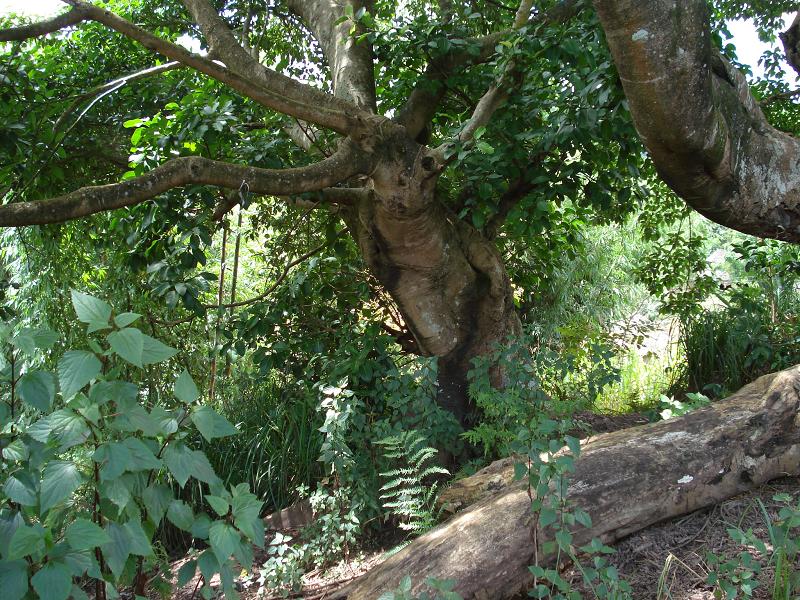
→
(0, 292, 263, 600)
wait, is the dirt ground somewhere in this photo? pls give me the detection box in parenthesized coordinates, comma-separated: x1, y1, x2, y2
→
(164, 412, 800, 599)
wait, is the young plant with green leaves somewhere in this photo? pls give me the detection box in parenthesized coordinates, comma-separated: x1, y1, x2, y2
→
(0, 291, 263, 600)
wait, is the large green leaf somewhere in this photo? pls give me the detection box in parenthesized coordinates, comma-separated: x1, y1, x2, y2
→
(65, 518, 111, 551)
(166, 500, 194, 531)
(71, 290, 111, 332)
(58, 351, 101, 399)
(114, 312, 141, 328)
(124, 520, 153, 556)
(48, 409, 90, 449)
(209, 521, 240, 562)
(164, 444, 219, 487)
(94, 442, 133, 481)
(174, 369, 199, 404)
(3, 473, 37, 506)
(177, 560, 197, 587)
(107, 327, 144, 367)
(31, 561, 72, 600)
(0, 559, 28, 600)
(191, 406, 238, 442)
(18, 371, 56, 411)
(102, 522, 131, 577)
(40, 460, 83, 514)
(121, 438, 161, 471)
(140, 334, 177, 365)
(142, 484, 172, 526)
(7, 524, 45, 560)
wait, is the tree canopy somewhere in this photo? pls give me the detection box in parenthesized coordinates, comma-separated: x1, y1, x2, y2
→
(1, 0, 798, 426)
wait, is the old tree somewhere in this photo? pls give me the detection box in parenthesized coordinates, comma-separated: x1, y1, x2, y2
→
(2, 0, 800, 595)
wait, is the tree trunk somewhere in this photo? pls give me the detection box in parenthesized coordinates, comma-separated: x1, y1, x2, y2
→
(336, 366, 800, 599)
(355, 133, 520, 427)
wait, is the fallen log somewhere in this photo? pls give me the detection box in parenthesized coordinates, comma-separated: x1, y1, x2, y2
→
(336, 366, 800, 599)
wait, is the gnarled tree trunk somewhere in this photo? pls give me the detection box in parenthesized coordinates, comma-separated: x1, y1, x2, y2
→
(336, 366, 800, 599)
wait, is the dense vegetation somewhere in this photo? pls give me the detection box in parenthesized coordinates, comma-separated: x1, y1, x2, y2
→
(1, 0, 800, 598)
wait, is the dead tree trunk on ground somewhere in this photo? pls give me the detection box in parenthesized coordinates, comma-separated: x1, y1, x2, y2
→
(337, 366, 800, 599)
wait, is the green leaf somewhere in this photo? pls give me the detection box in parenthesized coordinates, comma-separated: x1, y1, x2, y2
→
(167, 500, 194, 531)
(107, 328, 144, 367)
(95, 442, 133, 481)
(2, 439, 28, 462)
(476, 140, 494, 154)
(114, 312, 141, 328)
(191, 406, 237, 442)
(174, 370, 199, 404)
(48, 409, 90, 448)
(3, 473, 37, 506)
(8, 523, 46, 560)
(121, 438, 161, 471)
(58, 351, 101, 399)
(232, 494, 264, 544)
(143, 484, 173, 526)
(164, 444, 193, 487)
(164, 444, 220, 487)
(89, 380, 137, 406)
(209, 521, 240, 562)
(102, 522, 131, 577)
(101, 477, 132, 510)
(177, 560, 197, 587)
(0, 559, 28, 600)
(71, 290, 111, 331)
(140, 334, 177, 365)
(40, 460, 83, 514)
(124, 520, 153, 556)
(205, 495, 229, 517)
(31, 562, 72, 600)
(197, 549, 219, 580)
(0, 511, 23, 558)
(66, 518, 111, 550)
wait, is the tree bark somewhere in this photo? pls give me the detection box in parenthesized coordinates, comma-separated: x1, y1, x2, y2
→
(355, 132, 520, 427)
(336, 366, 800, 599)
(593, 0, 800, 242)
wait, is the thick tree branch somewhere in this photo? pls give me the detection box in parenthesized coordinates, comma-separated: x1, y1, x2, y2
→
(0, 144, 370, 227)
(397, 0, 580, 140)
(50, 0, 364, 134)
(0, 7, 87, 41)
(594, 0, 800, 242)
(780, 11, 800, 78)
(212, 186, 369, 220)
(286, 0, 377, 110)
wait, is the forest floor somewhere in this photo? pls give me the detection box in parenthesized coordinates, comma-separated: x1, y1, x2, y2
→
(165, 411, 800, 600)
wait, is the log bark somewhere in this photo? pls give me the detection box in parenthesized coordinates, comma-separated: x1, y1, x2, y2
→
(336, 366, 800, 599)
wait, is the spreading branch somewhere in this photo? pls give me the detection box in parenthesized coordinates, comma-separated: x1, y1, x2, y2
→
(0, 6, 87, 42)
(780, 11, 800, 78)
(286, 0, 377, 110)
(1, 0, 368, 134)
(0, 144, 371, 227)
(397, 0, 580, 140)
(212, 186, 370, 221)
(594, 0, 800, 242)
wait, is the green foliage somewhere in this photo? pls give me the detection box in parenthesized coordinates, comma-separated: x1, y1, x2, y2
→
(0, 292, 262, 599)
(509, 418, 632, 600)
(707, 494, 800, 599)
(679, 238, 800, 397)
(467, 328, 619, 458)
(378, 575, 463, 600)
(657, 392, 711, 421)
(377, 431, 449, 535)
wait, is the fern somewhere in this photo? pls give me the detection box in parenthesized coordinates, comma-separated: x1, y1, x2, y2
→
(377, 431, 449, 534)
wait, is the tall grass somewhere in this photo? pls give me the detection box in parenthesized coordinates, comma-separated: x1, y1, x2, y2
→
(202, 376, 323, 513)
(678, 288, 800, 398)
